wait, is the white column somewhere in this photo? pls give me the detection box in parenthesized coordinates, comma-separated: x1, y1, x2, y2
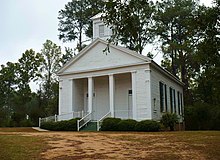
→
(69, 79, 73, 113)
(131, 71, 137, 120)
(58, 80, 62, 115)
(72, 79, 75, 112)
(88, 77, 93, 113)
(109, 74, 115, 117)
(145, 69, 152, 119)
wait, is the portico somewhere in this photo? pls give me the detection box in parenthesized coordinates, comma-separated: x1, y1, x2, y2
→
(68, 72, 136, 121)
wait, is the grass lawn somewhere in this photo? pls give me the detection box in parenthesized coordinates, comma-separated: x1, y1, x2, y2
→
(0, 127, 38, 132)
(0, 128, 47, 160)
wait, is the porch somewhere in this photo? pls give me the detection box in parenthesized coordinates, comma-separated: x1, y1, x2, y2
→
(69, 72, 136, 121)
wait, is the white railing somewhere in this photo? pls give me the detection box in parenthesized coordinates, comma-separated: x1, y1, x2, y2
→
(97, 111, 111, 131)
(39, 111, 87, 127)
(57, 111, 87, 121)
(39, 115, 57, 127)
(77, 112, 93, 131)
(114, 110, 133, 119)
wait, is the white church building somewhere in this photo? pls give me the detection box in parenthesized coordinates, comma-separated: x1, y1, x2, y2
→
(56, 14, 184, 130)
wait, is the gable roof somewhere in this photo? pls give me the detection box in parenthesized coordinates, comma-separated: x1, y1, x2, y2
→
(57, 38, 151, 75)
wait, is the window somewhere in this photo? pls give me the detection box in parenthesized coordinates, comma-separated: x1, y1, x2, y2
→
(177, 91, 183, 115)
(170, 87, 173, 113)
(159, 82, 167, 112)
(180, 93, 183, 115)
(177, 91, 180, 115)
(99, 25, 104, 37)
(170, 87, 176, 113)
(128, 89, 132, 95)
(174, 90, 176, 113)
(165, 84, 168, 112)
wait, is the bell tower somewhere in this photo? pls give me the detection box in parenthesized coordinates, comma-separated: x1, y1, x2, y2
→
(91, 13, 112, 41)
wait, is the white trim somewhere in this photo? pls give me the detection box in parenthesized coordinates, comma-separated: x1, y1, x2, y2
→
(57, 38, 150, 75)
(145, 69, 152, 119)
(109, 74, 115, 117)
(88, 77, 93, 113)
(59, 62, 149, 76)
(131, 72, 137, 120)
(58, 62, 149, 76)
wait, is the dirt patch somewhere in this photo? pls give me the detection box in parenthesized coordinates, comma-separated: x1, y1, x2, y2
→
(18, 131, 213, 160)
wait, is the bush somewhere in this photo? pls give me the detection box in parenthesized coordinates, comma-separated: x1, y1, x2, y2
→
(135, 120, 160, 132)
(100, 117, 121, 131)
(20, 119, 34, 127)
(40, 118, 80, 131)
(117, 119, 137, 131)
(185, 103, 220, 130)
(161, 113, 178, 131)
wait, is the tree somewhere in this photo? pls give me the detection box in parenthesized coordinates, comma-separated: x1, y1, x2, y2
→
(40, 40, 62, 85)
(39, 40, 63, 115)
(194, 0, 220, 105)
(153, 0, 201, 104)
(40, 40, 74, 116)
(61, 47, 75, 65)
(17, 49, 43, 95)
(0, 49, 43, 126)
(103, 0, 155, 54)
(58, 0, 104, 51)
(0, 62, 18, 107)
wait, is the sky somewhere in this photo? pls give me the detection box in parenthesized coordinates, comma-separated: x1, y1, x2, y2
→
(0, 0, 71, 65)
(0, 0, 213, 66)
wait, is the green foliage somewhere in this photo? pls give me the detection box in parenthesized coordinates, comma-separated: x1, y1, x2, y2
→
(0, 49, 44, 127)
(101, 118, 160, 132)
(40, 118, 80, 131)
(135, 120, 161, 132)
(117, 119, 137, 131)
(40, 40, 70, 117)
(100, 117, 121, 131)
(103, 0, 155, 54)
(160, 113, 178, 131)
(58, 0, 104, 51)
(19, 119, 34, 127)
(153, 0, 201, 105)
(185, 103, 220, 130)
(193, 1, 220, 105)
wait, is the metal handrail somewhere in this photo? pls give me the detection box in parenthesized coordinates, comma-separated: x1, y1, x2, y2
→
(97, 111, 111, 131)
(77, 112, 92, 131)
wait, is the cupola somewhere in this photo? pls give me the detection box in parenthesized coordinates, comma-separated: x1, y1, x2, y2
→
(91, 13, 112, 41)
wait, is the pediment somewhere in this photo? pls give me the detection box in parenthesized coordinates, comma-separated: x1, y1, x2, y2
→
(58, 39, 150, 75)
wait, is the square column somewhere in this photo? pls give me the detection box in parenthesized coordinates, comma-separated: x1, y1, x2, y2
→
(109, 74, 115, 117)
(131, 71, 137, 120)
(88, 77, 93, 113)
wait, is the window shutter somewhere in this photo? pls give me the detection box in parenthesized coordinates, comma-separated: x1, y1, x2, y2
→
(159, 82, 164, 112)
(170, 87, 173, 113)
(165, 84, 167, 112)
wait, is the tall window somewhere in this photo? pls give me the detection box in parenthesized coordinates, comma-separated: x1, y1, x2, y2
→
(159, 82, 167, 112)
(170, 87, 176, 113)
(177, 91, 183, 115)
(174, 90, 176, 113)
(177, 91, 181, 115)
(170, 87, 173, 113)
(180, 93, 183, 115)
(99, 25, 104, 37)
(165, 84, 168, 112)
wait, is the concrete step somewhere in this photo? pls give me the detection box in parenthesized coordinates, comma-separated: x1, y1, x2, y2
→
(80, 122, 97, 131)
